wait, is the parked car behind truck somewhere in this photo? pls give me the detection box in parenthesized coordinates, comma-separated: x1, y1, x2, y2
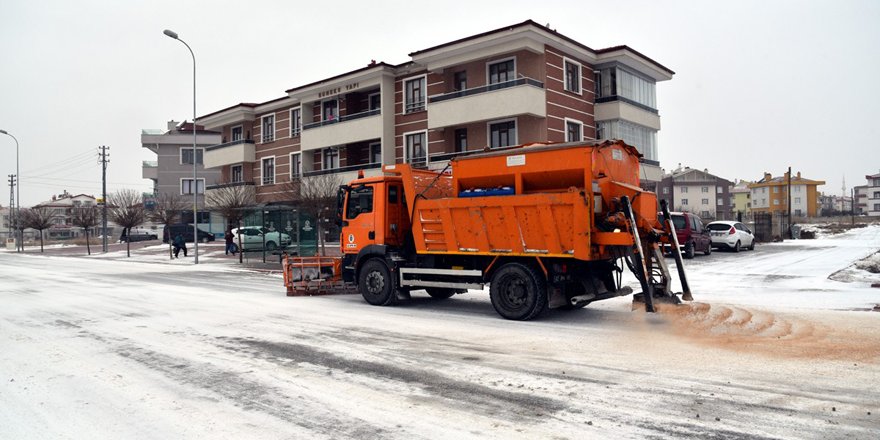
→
(666, 212, 712, 259)
(707, 220, 755, 252)
(232, 226, 291, 251)
(162, 224, 216, 243)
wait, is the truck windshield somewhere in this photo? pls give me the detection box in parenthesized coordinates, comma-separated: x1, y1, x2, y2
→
(346, 186, 374, 219)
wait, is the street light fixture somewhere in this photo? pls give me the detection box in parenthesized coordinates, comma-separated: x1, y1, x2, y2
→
(0, 129, 20, 252)
(163, 28, 200, 264)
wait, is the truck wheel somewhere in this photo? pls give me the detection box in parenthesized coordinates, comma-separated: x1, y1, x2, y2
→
(359, 259, 396, 306)
(489, 263, 547, 320)
(684, 241, 695, 259)
(425, 288, 457, 299)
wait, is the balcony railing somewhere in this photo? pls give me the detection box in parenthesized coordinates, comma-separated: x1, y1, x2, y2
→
(428, 78, 544, 104)
(302, 109, 381, 131)
(142, 160, 157, 167)
(205, 181, 255, 191)
(302, 162, 382, 177)
(595, 95, 659, 114)
(206, 139, 255, 151)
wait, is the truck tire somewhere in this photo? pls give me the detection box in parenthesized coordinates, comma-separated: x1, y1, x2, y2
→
(359, 259, 396, 306)
(425, 288, 457, 299)
(489, 263, 547, 320)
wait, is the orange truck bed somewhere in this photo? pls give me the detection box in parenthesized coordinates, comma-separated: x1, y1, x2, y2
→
(386, 140, 657, 262)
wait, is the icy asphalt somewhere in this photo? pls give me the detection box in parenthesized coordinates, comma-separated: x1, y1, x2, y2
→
(1, 226, 878, 439)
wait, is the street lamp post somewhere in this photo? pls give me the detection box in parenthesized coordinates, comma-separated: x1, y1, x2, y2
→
(164, 29, 200, 264)
(0, 129, 20, 252)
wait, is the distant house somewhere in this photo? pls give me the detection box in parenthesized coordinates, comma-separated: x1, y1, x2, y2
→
(32, 191, 99, 239)
(656, 166, 733, 220)
(749, 171, 824, 218)
(856, 170, 880, 216)
(730, 180, 752, 220)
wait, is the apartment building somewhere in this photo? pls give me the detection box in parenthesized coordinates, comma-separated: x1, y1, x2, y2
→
(32, 191, 98, 239)
(656, 166, 733, 220)
(749, 171, 824, 218)
(855, 170, 880, 216)
(198, 20, 673, 205)
(141, 120, 222, 227)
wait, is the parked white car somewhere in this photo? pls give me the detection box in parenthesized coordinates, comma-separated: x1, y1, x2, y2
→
(706, 221, 755, 252)
(232, 226, 292, 251)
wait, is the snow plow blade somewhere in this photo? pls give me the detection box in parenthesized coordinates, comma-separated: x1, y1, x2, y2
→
(282, 254, 353, 296)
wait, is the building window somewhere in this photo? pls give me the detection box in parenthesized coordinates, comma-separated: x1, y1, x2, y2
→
(488, 58, 515, 85)
(323, 148, 339, 170)
(717, 187, 723, 193)
(231, 165, 242, 183)
(369, 143, 381, 164)
(231, 126, 243, 141)
(701, 198, 709, 205)
(290, 108, 301, 137)
(773, 186, 779, 193)
(262, 114, 275, 143)
(454, 128, 467, 152)
(662, 187, 669, 194)
(874, 191, 880, 198)
(874, 203, 880, 211)
(595, 66, 657, 109)
(702, 186, 709, 193)
(323, 100, 338, 121)
(405, 131, 427, 166)
(595, 120, 658, 161)
(565, 119, 583, 142)
(681, 199, 688, 206)
(795, 209, 803, 216)
(369, 93, 381, 111)
(290, 153, 301, 178)
(564, 59, 581, 94)
(794, 186, 802, 192)
(180, 148, 204, 165)
(454, 71, 467, 91)
(262, 157, 275, 185)
(404, 76, 426, 113)
(716, 198, 723, 205)
(773, 199, 780, 205)
(180, 178, 205, 195)
(489, 119, 516, 148)
(794, 197, 801, 204)
(681, 186, 688, 193)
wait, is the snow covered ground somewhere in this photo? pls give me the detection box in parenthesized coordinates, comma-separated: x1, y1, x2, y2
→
(1, 226, 879, 439)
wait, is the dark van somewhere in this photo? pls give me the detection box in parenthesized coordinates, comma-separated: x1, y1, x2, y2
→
(162, 224, 216, 243)
(664, 212, 712, 259)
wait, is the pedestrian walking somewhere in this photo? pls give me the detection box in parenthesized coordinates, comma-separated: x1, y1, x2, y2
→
(173, 233, 188, 258)
(225, 228, 237, 255)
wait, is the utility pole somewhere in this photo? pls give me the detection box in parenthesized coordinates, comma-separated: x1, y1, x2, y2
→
(787, 166, 792, 239)
(7, 174, 14, 247)
(99, 146, 109, 252)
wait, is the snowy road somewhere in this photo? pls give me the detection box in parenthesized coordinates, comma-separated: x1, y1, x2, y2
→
(1, 227, 879, 439)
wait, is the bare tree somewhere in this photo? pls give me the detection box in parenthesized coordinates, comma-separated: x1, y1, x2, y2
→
(70, 206, 100, 255)
(108, 189, 146, 257)
(285, 173, 343, 256)
(20, 207, 56, 252)
(205, 183, 256, 262)
(148, 193, 186, 259)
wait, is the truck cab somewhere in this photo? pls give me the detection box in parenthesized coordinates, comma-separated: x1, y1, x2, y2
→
(338, 175, 411, 280)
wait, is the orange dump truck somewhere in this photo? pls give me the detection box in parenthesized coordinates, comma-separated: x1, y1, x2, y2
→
(284, 140, 692, 320)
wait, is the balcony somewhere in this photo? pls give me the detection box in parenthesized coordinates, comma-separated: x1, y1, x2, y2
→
(204, 139, 256, 169)
(142, 161, 157, 180)
(301, 162, 382, 178)
(595, 99, 661, 130)
(427, 78, 546, 129)
(204, 181, 256, 205)
(300, 110, 382, 151)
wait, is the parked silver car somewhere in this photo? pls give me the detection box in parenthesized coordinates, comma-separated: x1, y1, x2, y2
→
(706, 221, 755, 252)
(232, 226, 291, 251)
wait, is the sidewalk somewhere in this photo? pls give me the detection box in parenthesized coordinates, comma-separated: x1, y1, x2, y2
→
(1, 240, 342, 274)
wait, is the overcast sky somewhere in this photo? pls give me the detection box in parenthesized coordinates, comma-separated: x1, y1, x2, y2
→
(1, 0, 878, 206)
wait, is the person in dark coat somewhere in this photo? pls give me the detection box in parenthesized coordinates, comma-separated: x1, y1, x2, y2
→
(225, 229, 237, 255)
(172, 233, 188, 258)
